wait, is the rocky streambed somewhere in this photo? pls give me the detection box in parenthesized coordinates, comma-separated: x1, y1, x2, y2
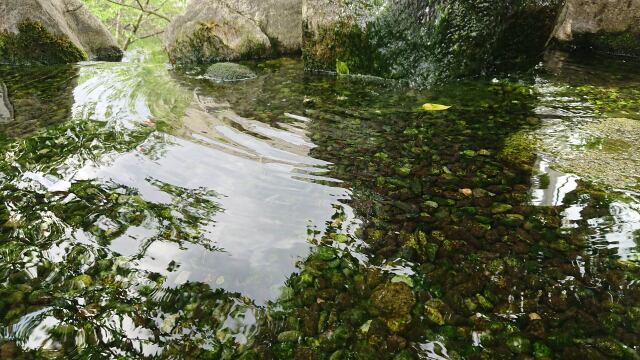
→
(0, 45, 638, 358)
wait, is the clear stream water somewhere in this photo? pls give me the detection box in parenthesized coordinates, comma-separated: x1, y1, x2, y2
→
(0, 47, 639, 359)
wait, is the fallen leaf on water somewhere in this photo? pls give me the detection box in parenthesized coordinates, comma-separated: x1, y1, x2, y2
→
(422, 103, 451, 111)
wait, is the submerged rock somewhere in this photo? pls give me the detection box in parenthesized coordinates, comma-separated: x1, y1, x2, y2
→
(303, 0, 563, 85)
(540, 117, 640, 190)
(0, 0, 122, 64)
(164, 0, 302, 66)
(205, 63, 257, 82)
(553, 0, 640, 57)
(371, 282, 415, 318)
(506, 335, 531, 354)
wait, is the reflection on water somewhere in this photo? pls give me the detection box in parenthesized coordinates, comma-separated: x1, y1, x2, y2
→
(0, 82, 13, 123)
(533, 52, 640, 261)
(530, 158, 579, 207)
(0, 65, 78, 137)
(0, 49, 639, 358)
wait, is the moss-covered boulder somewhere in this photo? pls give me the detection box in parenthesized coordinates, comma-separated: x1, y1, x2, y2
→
(0, 20, 87, 65)
(303, 0, 562, 86)
(553, 0, 640, 57)
(205, 62, 257, 82)
(164, 0, 302, 67)
(0, 0, 122, 65)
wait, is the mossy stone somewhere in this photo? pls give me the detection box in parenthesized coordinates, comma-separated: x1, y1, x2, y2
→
(277, 330, 302, 342)
(506, 335, 531, 354)
(491, 203, 513, 214)
(205, 62, 257, 82)
(425, 305, 445, 326)
(303, 0, 562, 85)
(533, 342, 552, 358)
(371, 282, 415, 318)
(0, 20, 86, 65)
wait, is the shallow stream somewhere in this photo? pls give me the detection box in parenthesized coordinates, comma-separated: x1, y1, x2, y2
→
(0, 47, 639, 359)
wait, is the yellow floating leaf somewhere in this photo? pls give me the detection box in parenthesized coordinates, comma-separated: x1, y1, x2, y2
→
(422, 103, 451, 111)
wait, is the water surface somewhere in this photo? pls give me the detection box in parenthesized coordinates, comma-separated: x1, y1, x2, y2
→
(0, 48, 639, 359)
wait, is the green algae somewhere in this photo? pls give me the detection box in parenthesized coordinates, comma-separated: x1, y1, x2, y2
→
(498, 131, 539, 170)
(0, 20, 86, 65)
(0, 64, 79, 137)
(572, 85, 640, 118)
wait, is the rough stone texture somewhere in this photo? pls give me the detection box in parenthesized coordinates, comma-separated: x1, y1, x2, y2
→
(165, 0, 302, 66)
(303, 0, 563, 86)
(371, 282, 415, 318)
(553, 0, 640, 56)
(0, 0, 122, 64)
(205, 62, 257, 82)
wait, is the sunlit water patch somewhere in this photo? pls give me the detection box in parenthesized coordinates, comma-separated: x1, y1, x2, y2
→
(529, 52, 640, 261)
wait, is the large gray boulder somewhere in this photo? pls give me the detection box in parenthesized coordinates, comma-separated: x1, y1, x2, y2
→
(553, 0, 640, 57)
(0, 0, 123, 65)
(164, 0, 302, 66)
(303, 0, 563, 86)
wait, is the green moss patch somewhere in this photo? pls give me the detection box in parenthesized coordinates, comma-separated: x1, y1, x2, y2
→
(0, 20, 86, 65)
(498, 131, 539, 170)
(205, 62, 257, 82)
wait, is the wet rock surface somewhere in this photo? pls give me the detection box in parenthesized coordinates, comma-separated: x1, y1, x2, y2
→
(0, 0, 122, 64)
(164, 0, 302, 66)
(205, 62, 257, 82)
(553, 0, 640, 57)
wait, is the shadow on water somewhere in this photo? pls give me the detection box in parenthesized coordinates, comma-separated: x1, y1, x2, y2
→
(0, 48, 639, 359)
(0, 65, 79, 138)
